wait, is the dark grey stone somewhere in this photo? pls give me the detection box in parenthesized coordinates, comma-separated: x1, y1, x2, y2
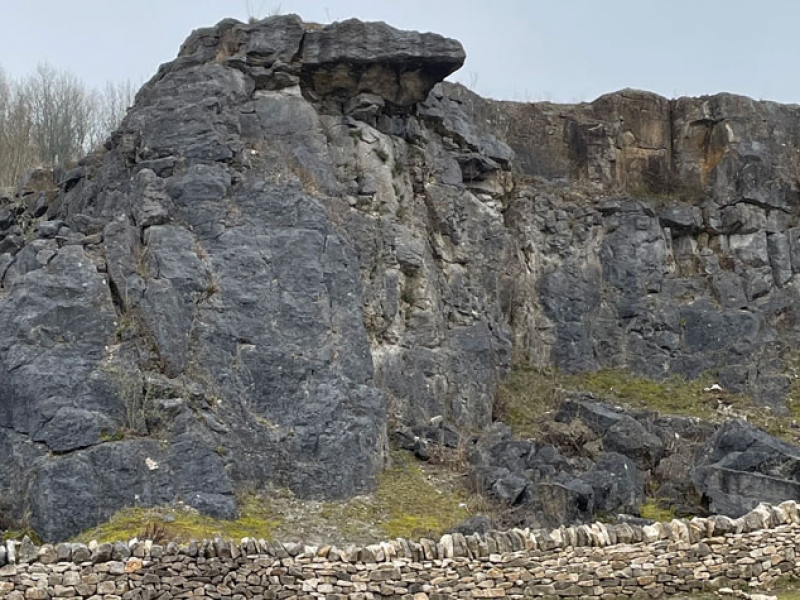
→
(768, 232, 793, 286)
(92, 542, 113, 563)
(555, 398, 626, 434)
(658, 203, 703, 233)
(448, 515, 492, 537)
(602, 416, 665, 470)
(692, 420, 800, 517)
(490, 471, 529, 505)
(533, 479, 594, 527)
(301, 19, 465, 107)
(579, 452, 644, 514)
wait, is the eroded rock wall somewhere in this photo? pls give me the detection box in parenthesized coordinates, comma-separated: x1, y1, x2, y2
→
(446, 85, 800, 406)
(2, 13, 800, 541)
(0, 15, 515, 541)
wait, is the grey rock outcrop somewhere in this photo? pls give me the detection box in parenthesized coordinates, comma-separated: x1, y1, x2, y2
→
(467, 414, 647, 528)
(470, 397, 800, 526)
(301, 19, 465, 106)
(3, 13, 800, 541)
(0, 15, 496, 542)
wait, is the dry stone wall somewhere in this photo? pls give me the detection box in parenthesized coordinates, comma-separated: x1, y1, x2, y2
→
(2, 502, 800, 599)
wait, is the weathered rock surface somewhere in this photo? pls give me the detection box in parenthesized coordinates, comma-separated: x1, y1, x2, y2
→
(469, 398, 800, 528)
(693, 419, 800, 517)
(3, 13, 800, 541)
(450, 85, 800, 408)
(301, 19, 466, 106)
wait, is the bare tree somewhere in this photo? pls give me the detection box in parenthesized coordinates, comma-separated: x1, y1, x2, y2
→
(0, 68, 37, 187)
(25, 63, 97, 169)
(0, 63, 138, 187)
(96, 79, 137, 140)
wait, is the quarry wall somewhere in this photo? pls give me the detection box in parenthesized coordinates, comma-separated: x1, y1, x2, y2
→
(2, 502, 799, 599)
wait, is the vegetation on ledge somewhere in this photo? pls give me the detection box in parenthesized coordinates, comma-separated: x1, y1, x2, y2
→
(72, 496, 282, 545)
(638, 499, 678, 523)
(68, 451, 478, 546)
(495, 366, 800, 444)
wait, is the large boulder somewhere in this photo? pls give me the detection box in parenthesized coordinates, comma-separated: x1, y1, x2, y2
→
(692, 420, 800, 517)
(602, 416, 665, 470)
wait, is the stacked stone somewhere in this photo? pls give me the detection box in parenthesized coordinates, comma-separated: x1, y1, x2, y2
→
(2, 502, 800, 599)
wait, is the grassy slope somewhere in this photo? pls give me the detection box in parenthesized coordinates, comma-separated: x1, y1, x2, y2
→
(67, 451, 476, 546)
(496, 366, 800, 444)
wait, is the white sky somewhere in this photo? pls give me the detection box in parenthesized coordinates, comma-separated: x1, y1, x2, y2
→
(1, 0, 798, 104)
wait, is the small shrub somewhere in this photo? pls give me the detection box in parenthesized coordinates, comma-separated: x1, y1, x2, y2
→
(139, 521, 169, 543)
(286, 158, 319, 196)
(639, 498, 677, 522)
(114, 315, 134, 341)
(205, 273, 220, 297)
(100, 429, 125, 442)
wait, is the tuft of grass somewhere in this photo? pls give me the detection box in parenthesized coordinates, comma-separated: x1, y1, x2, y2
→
(73, 496, 281, 544)
(374, 452, 472, 539)
(638, 499, 677, 522)
(321, 451, 474, 540)
(493, 367, 565, 439)
(2, 528, 42, 545)
(100, 429, 125, 442)
(575, 369, 724, 419)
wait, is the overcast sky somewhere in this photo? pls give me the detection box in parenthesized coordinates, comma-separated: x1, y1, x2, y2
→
(1, 0, 798, 105)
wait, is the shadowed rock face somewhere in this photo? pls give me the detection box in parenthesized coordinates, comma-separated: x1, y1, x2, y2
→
(693, 420, 800, 517)
(2, 14, 800, 541)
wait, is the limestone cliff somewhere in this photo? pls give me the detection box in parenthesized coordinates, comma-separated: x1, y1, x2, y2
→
(452, 86, 800, 405)
(1, 15, 800, 541)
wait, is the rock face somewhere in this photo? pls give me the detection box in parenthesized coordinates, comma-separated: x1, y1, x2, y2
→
(3, 14, 800, 541)
(449, 87, 800, 408)
(468, 399, 800, 530)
